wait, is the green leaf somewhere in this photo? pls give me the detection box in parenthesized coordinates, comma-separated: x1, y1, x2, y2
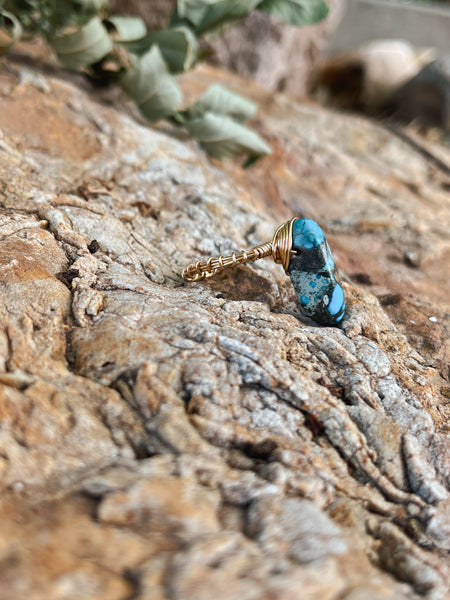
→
(105, 15, 147, 41)
(119, 26, 198, 74)
(174, 0, 261, 35)
(51, 0, 109, 30)
(257, 0, 329, 26)
(185, 112, 271, 161)
(120, 45, 183, 122)
(188, 84, 256, 122)
(146, 26, 198, 73)
(174, 0, 217, 27)
(0, 9, 22, 54)
(50, 16, 112, 69)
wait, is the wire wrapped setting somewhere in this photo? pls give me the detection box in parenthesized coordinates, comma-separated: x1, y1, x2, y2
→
(182, 218, 296, 282)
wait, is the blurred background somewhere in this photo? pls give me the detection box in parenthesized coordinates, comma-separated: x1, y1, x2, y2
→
(110, 0, 450, 137)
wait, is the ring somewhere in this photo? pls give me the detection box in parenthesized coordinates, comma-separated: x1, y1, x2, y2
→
(182, 218, 345, 326)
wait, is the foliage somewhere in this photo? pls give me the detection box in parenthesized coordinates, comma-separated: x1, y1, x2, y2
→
(0, 0, 328, 164)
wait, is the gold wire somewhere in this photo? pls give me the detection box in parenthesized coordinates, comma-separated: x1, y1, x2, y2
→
(272, 217, 295, 272)
(182, 218, 297, 282)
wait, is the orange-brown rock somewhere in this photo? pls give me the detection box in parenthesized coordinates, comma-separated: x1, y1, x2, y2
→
(0, 43, 449, 600)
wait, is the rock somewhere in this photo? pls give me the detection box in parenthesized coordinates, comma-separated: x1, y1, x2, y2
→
(0, 42, 449, 600)
(390, 60, 450, 131)
(312, 44, 450, 132)
(209, 0, 344, 98)
(247, 497, 348, 563)
(311, 40, 435, 112)
(98, 476, 221, 541)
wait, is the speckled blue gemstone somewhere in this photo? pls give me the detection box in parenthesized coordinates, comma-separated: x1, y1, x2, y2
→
(292, 218, 325, 249)
(288, 218, 345, 326)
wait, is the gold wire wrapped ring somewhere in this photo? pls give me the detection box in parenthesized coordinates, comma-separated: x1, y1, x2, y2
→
(181, 217, 346, 327)
(182, 218, 296, 282)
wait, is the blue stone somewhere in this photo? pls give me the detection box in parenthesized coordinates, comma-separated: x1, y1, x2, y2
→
(292, 218, 325, 249)
(328, 284, 345, 316)
(288, 218, 345, 326)
(322, 246, 335, 271)
(334, 311, 345, 323)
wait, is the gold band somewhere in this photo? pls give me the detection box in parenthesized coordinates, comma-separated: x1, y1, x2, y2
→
(182, 218, 296, 282)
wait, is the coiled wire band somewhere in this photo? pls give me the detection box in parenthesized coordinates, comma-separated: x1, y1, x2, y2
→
(182, 218, 296, 282)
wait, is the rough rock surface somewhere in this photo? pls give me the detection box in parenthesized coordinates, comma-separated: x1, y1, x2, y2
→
(0, 45, 449, 600)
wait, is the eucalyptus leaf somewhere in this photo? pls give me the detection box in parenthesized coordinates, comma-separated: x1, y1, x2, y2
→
(174, 0, 218, 27)
(50, 16, 112, 68)
(174, 0, 261, 35)
(186, 112, 271, 161)
(120, 45, 182, 121)
(0, 9, 22, 53)
(257, 0, 328, 26)
(119, 26, 198, 74)
(106, 15, 147, 42)
(189, 84, 256, 122)
(146, 26, 197, 73)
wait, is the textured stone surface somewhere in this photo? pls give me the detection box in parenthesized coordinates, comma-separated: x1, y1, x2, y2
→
(0, 44, 449, 600)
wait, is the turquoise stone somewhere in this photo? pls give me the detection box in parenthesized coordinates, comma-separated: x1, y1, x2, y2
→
(328, 283, 345, 317)
(288, 219, 345, 326)
(292, 218, 325, 249)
